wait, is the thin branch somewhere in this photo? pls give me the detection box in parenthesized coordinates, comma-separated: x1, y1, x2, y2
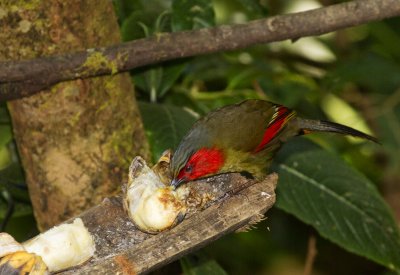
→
(53, 173, 277, 274)
(1, 0, 399, 101)
(303, 234, 318, 275)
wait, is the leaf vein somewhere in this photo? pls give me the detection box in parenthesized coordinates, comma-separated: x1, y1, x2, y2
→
(279, 164, 383, 233)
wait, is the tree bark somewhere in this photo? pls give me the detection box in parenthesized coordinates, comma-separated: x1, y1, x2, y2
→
(0, 1, 150, 230)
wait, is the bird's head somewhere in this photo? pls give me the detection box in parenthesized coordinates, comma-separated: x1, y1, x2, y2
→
(170, 147, 225, 188)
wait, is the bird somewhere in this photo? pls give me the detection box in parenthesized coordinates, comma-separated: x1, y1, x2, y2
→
(170, 99, 377, 188)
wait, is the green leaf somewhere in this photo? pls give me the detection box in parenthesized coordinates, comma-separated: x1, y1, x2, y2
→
(1, 199, 36, 241)
(134, 67, 163, 102)
(117, 0, 171, 37)
(158, 62, 187, 98)
(171, 0, 215, 32)
(138, 102, 197, 161)
(0, 198, 32, 219)
(272, 139, 400, 272)
(0, 162, 29, 202)
(120, 10, 159, 41)
(133, 61, 187, 101)
(325, 53, 400, 94)
(124, 8, 186, 102)
(370, 21, 400, 59)
(112, 0, 143, 23)
(181, 254, 228, 275)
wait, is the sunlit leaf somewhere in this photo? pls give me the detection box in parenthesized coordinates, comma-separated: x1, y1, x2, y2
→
(321, 94, 374, 143)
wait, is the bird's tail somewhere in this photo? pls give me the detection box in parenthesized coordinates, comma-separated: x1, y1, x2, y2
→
(296, 118, 379, 143)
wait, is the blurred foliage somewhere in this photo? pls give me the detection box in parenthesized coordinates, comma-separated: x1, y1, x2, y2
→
(0, 103, 37, 241)
(180, 253, 228, 275)
(2, 0, 400, 274)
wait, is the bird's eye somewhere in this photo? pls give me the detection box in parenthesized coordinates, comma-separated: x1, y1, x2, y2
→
(185, 165, 193, 173)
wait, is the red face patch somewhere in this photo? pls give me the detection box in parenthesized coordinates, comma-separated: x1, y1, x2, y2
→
(177, 147, 225, 182)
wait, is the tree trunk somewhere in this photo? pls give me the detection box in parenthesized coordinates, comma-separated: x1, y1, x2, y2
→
(0, 1, 150, 230)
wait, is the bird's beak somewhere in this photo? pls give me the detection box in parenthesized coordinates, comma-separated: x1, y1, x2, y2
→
(171, 178, 184, 189)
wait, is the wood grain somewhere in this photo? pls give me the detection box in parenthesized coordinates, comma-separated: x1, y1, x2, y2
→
(59, 173, 278, 274)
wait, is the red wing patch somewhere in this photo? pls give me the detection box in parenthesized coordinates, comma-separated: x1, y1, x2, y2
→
(253, 106, 295, 153)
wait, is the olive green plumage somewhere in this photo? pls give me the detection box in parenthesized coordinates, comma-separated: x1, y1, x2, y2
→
(170, 99, 377, 186)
